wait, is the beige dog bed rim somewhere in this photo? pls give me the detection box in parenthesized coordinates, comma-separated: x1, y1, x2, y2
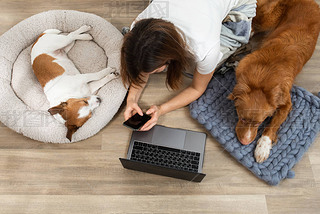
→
(0, 10, 127, 143)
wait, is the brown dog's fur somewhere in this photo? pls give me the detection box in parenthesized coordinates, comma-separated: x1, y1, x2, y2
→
(229, 0, 320, 160)
(32, 54, 65, 87)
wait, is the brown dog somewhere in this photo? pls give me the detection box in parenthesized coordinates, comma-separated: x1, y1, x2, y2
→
(228, 0, 320, 162)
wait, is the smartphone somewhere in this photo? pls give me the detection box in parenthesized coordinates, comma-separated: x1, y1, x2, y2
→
(123, 113, 151, 131)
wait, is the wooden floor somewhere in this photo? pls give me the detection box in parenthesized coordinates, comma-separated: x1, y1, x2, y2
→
(0, 0, 320, 213)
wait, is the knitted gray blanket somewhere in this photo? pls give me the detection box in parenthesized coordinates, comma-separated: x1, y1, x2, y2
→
(190, 70, 320, 185)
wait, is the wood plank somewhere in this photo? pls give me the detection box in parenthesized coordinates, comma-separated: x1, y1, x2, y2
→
(0, 0, 149, 33)
(266, 193, 320, 214)
(309, 143, 320, 188)
(0, 149, 315, 195)
(0, 124, 102, 150)
(0, 195, 268, 214)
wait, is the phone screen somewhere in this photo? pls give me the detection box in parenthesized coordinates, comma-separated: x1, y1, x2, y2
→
(123, 113, 151, 131)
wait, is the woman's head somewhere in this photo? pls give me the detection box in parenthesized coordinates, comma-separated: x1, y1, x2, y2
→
(121, 18, 195, 90)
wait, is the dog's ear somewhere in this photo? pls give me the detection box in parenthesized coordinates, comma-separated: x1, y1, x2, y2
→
(267, 85, 286, 107)
(66, 125, 79, 142)
(48, 102, 67, 115)
(228, 83, 251, 100)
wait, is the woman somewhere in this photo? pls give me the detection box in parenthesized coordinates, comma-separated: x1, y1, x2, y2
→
(121, 0, 255, 131)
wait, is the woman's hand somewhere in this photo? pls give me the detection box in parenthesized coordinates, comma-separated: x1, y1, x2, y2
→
(140, 105, 162, 131)
(124, 101, 143, 121)
(124, 74, 150, 121)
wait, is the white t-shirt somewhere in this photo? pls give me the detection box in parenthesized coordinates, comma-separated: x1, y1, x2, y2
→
(130, 0, 239, 74)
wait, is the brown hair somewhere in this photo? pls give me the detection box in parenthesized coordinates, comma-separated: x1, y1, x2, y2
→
(121, 18, 195, 90)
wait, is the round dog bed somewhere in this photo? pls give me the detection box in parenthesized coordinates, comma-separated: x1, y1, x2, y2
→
(0, 10, 127, 143)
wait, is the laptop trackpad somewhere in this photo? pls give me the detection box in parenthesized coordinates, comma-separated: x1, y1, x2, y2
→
(152, 126, 186, 149)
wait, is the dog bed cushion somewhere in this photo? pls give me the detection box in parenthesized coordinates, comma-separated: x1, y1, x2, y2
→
(0, 10, 127, 143)
(190, 70, 320, 185)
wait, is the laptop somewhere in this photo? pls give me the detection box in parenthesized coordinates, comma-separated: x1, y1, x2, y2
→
(119, 125, 207, 182)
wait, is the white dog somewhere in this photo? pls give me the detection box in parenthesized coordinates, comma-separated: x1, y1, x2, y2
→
(31, 25, 118, 141)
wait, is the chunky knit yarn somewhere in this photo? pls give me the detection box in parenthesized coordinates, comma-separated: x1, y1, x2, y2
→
(190, 71, 320, 185)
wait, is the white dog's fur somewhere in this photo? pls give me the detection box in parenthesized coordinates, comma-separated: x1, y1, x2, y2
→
(254, 136, 272, 163)
(31, 25, 118, 140)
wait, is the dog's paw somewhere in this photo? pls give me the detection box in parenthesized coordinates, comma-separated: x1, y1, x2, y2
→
(109, 68, 120, 79)
(79, 25, 92, 33)
(110, 70, 120, 77)
(98, 67, 115, 77)
(105, 67, 117, 75)
(254, 135, 272, 163)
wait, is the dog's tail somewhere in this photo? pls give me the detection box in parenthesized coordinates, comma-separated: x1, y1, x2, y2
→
(43, 29, 62, 34)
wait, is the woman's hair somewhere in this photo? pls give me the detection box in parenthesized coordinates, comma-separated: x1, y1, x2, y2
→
(121, 18, 195, 90)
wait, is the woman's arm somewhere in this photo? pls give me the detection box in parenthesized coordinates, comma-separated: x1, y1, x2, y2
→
(124, 73, 150, 120)
(140, 70, 214, 131)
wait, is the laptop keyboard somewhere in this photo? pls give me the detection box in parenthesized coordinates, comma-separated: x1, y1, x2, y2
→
(130, 141, 200, 173)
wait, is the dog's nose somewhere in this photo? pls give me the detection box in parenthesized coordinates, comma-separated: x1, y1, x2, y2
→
(97, 97, 101, 103)
(239, 139, 252, 145)
(238, 130, 254, 145)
